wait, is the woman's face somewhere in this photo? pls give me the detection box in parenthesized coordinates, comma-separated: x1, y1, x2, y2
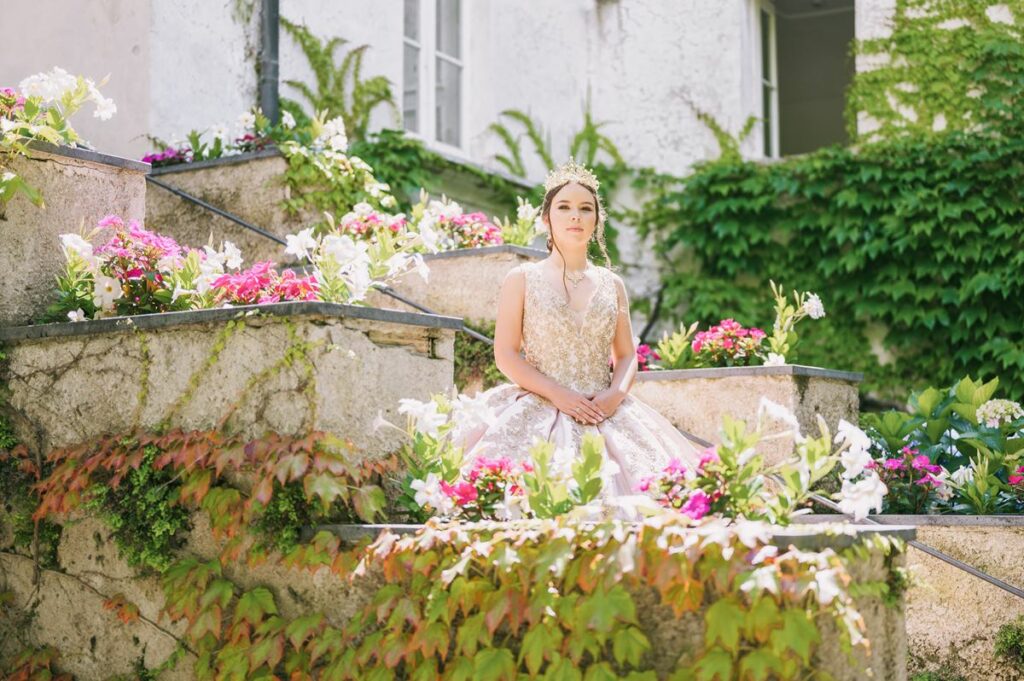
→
(545, 182, 598, 250)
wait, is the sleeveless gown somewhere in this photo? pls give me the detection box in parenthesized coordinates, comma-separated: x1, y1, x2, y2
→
(454, 262, 701, 508)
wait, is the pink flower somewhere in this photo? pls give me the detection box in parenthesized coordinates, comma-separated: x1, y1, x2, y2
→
(679, 489, 711, 520)
(911, 455, 941, 474)
(883, 458, 906, 471)
(699, 447, 719, 468)
(637, 476, 654, 493)
(915, 474, 944, 488)
(663, 458, 688, 477)
(441, 481, 478, 506)
(1009, 466, 1024, 485)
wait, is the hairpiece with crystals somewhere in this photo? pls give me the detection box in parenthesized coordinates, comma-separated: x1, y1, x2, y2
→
(544, 157, 601, 193)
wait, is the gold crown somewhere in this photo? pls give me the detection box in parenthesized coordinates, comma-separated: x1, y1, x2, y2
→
(544, 157, 600, 193)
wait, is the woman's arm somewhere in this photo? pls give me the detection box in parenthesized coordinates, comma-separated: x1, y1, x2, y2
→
(493, 267, 604, 424)
(591, 274, 637, 416)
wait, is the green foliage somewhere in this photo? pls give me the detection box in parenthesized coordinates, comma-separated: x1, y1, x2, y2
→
(861, 375, 1024, 513)
(280, 16, 398, 143)
(995, 615, 1024, 670)
(653, 322, 699, 370)
(635, 129, 1024, 401)
(0, 454, 62, 569)
(522, 435, 605, 517)
(350, 127, 527, 213)
(848, 0, 1024, 142)
(453, 321, 505, 393)
(85, 443, 192, 573)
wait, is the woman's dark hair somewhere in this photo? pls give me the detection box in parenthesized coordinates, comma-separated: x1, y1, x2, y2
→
(540, 181, 613, 298)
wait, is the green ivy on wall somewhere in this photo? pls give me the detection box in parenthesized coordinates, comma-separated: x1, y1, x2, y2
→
(635, 130, 1024, 401)
(848, 0, 1024, 142)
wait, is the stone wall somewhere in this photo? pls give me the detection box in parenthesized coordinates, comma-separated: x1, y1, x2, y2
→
(0, 145, 148, 326)
(631, 365, 863, 464)
(145, 150, 305, 265)
(366, 245, 546, 326)
(0, 513, 912, 680)
(0, 303, 457, 459)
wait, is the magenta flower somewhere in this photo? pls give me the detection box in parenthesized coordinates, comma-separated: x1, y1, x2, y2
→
(680, 489, 711, 520)
(911, 455, 941, 474)
(883, 458, 906, 471)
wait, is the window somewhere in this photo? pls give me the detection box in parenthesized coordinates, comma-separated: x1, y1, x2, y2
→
(403, 0, 463, 149)
(759, 3, 779, 158)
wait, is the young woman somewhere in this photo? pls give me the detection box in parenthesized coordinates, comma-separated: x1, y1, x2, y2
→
(453, 158, 700, 507)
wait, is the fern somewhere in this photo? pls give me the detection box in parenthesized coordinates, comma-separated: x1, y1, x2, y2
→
(280, 16, 398, 143)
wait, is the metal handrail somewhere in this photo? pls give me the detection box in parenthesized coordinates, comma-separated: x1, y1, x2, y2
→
(149, 172, 1024, 600)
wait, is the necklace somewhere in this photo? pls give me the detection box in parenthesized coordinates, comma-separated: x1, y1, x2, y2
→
(566, 264, 589, 288)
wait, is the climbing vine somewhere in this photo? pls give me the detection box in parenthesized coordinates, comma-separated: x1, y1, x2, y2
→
(848, 0, 1024, 142)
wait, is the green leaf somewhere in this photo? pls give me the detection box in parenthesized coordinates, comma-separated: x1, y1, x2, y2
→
(352, 484, 386, 522)
(285, 612, 324, 649)
(694, 646, 733, 681)
(769, 609, 819, 664)
(520, 622, 563, 674)
(235, 587, 278, 625)
(738, 648, 784, 680)
(745, 596, 781, 643)
(704, 596, 746, 654)
(612, 626, 650, 667)
(472, 648, 517, 681)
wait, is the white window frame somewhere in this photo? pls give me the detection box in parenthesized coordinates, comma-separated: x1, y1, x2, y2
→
(758, 0, 780, 158)
(403, 0, 468, 156)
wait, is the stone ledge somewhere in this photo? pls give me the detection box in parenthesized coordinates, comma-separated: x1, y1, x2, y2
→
(0, 302, 463, 344)
(26, 140, 150, 173)
(798, 513, 1024, 527)
(313, 521, 915, 549)
(148, 147, 283, 175)
(637, 364, 864, 383)
(421, 244, 547, 261)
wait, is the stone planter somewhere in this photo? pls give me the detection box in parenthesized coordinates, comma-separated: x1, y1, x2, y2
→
(0, 302, 458, 459)
(0, 515, 912, 680)
(0, 143, 148, 326)
(145, 149, 305, 266)
(797, 515, 1024, 681)
(366, 244, 546, 324)
(632, 365, 862, 464)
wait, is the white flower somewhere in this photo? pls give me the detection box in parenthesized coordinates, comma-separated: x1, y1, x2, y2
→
(451, 393, 496, 433)
(516, 200, 539, 222)
(986, 4, 1014, 24)
(1, 119, 16, 134)
(410, 472, 455, 516)
(91, 92, 117, 120)
(741, 565, 779, 595)
(837, 472, 887, 521)
(353, 202, 374, 217)
(316, 116, 348, 151)
(764, 352, 786, 366)
(281, 111, 296, 129)
(211, 124, 230, 142)
(221, 241, 243, 270)
(834, 419, 873, 479)
(398, 398, 448, 437)
(322, 234, 368, 267)
(237, 111, 256, 131)
(950, 465, 974, 487)
(494, 487, 528, 521)
(59, 233, 95, 268)
(92, 274, 123, 310)
(757, 397, 802, 436)
(284, 228, 317, 261)
(344, 261, 373, 302)
(976, 399, 1024, 428)
(416, 215, 442, 253)
(67, 308, 86, 322)
(839, 445, 872, 480)
(813, 568, 842, 604)
(171, 283, 196, 303)
(385, 253, 411, 277)
(803, 293, 826, 319)
(19, 67, 77, 103)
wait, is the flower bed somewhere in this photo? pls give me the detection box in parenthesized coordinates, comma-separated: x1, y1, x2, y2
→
(0, 302, 458, 457)
(366, 244, 547, 323)
(0, 144, 147, 326)
(632, 365, 863, 466)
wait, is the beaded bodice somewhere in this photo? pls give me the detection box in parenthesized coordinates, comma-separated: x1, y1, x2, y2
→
(521, 262, 618, 395)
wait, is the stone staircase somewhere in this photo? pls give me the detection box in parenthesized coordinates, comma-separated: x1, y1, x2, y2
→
(2, 142, 1019, 681)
